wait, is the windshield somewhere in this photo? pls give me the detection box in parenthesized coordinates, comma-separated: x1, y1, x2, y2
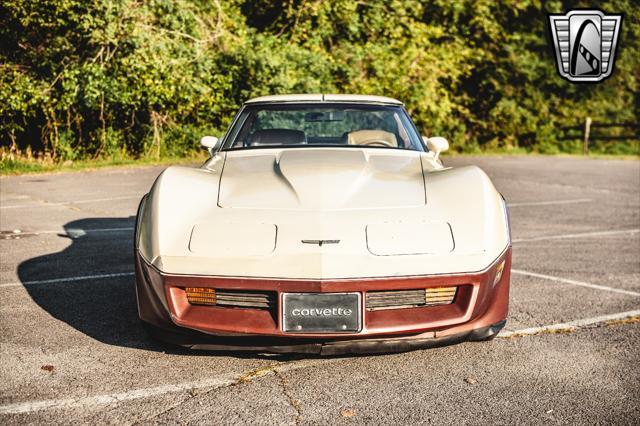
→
(222, 104, 425, 151)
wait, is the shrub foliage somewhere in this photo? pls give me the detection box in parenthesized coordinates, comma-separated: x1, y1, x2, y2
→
(1, 0, 638, 160)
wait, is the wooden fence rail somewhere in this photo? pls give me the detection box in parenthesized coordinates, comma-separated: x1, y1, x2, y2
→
(557, 118, 639, 155)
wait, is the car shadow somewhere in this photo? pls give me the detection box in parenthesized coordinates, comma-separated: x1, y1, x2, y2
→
(18, 217, 162, 348)
(16, 216, 339, 360)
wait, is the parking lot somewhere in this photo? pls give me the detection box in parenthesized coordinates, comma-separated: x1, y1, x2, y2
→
(0, 155, 638, 424)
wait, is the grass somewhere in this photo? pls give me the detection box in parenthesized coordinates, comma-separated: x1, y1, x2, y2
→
(444, 151, 640, 160)
(1, 148, 637, 176)
(0, 153, 209, 176)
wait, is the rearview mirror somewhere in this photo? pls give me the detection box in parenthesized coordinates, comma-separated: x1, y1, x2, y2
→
(304, 111, 345, 122)
(423, 136, 449, 161)
(200, 136, 220, 155)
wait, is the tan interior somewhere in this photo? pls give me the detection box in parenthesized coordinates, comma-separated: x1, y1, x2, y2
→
(347, 130, 398, 148)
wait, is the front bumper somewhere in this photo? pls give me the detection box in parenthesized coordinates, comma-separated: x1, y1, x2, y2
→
(144, 320, 507, 355)
(135, 248, 511, 354)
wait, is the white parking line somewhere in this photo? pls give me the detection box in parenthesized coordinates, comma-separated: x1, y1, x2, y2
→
(4, 196, 589, 209)
(0, 195, 141, 209)
(499, 309, 640, 338)
(3, 265, 636, 296)
(508, 198, 592, 207)
(1, 310, 638, 415)
(6, 227, 134, 238)
(513, 228, 639, 243)
(0, 374, 240, 415)
(0, 272, 134, 289)
(0, 197, 596, 209)
(62, 227, 134, 238)
(8, 227, 637, 243)
(0, 358, 329, 415)
(512, 269, 640, 297)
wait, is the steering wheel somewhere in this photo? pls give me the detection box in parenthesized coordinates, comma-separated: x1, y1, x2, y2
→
(360, 139, 395, 147)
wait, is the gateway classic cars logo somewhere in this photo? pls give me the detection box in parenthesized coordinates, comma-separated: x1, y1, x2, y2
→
(548, 10, 622, 82)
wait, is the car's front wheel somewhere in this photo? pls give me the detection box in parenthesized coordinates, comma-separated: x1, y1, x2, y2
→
(467, 320, 506, 342)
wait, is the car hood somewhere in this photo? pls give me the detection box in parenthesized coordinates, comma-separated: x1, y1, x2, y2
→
(138, 154, 510, 278)
(217, 148, 426, 210)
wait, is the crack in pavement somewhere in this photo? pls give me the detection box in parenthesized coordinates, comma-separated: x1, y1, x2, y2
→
(499, 312, 640, 339)
(135, 393, 192, 424)
(137, 363, 281, 424)
(2, 314, 639, 416)
(275, 369, 302, 425)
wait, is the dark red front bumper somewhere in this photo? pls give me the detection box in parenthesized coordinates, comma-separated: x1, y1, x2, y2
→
(135, 248, 511, 354)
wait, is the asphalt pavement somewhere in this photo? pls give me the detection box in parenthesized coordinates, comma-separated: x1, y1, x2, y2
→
(0, 155, 638, 424)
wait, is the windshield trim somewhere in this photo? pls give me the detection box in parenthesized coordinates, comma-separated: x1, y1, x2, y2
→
(223, 144, 425, 152)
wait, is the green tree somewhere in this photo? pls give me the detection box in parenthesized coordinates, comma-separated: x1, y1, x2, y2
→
(1, 0, 637, 162)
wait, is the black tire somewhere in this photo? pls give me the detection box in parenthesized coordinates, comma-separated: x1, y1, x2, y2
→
(476, 331, 499, 342)
(467, 320, 506, 342)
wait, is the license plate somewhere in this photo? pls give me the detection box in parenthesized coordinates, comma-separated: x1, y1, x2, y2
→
(282, 293, 361, 333)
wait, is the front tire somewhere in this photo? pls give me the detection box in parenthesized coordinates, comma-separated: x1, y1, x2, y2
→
(467, 320, 506, 342)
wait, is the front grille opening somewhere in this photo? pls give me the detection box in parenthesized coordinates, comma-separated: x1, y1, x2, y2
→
(366, 286, 457, 311)
(185, 288, 276, 310)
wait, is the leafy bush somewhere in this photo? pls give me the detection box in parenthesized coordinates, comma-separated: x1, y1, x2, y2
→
(0, 0, 638, 162)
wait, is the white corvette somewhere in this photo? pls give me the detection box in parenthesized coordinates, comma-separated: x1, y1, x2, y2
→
(135, 94, 512, 354)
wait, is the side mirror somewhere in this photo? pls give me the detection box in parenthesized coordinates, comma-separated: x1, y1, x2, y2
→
(200, 136, 220, 155)
(423, 136, 449, 161)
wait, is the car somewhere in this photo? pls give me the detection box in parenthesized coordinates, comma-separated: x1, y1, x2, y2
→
(134, 94, 511, 355)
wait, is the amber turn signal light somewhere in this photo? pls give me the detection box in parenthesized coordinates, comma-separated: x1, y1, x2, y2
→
(185, 287, 216, 305)
(424, 287, 457, 305)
